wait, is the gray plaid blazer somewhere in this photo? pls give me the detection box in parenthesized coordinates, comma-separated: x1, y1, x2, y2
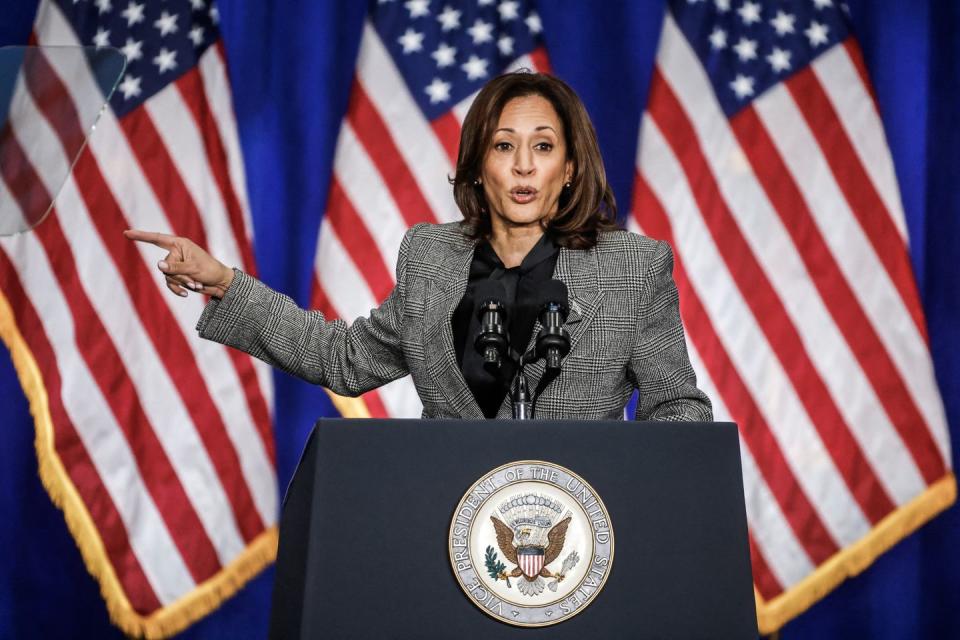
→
(197, 222, 712, 421)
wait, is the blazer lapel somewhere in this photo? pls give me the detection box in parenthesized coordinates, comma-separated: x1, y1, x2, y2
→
(422, 232, 485, 419)
(495, 245, 604, 418)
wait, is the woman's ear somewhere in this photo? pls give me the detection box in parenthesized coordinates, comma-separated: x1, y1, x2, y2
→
(564, 160, 574, 184)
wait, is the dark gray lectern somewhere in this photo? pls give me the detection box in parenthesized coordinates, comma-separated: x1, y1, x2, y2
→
(269, 419, 757, 639)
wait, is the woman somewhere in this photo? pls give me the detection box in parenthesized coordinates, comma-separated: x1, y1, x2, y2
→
(125, 72, 711, 422)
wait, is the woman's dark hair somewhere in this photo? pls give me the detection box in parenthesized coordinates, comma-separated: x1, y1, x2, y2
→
(451, 71, 618, 250)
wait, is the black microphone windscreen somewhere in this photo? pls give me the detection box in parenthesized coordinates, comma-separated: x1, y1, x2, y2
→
(538, 279, 569, 307)
(473, 279, 507, 304)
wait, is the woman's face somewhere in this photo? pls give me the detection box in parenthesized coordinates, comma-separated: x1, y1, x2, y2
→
(480, 95, 573, 234)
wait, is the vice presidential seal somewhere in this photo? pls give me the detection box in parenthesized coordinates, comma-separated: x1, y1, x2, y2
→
(448, 461, 614, 627)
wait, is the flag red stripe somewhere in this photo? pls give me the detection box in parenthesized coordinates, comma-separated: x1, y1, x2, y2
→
(1, 136, 224, 581)
(634, 172, 840, 565)
(785, 66, 928, 344)
(431, 111, 461, 169)
(362, 390, 390, 418)
(326, 179, 394, 302)
(175, 66, 257, 275)
(648, 69, 895, 524)
(28, 63, 268, 543)
(174, 67, 276, 467)
(346, 80, 440, 226)
(529, 46, 551, 73)
(0, 247, 163, 614)
(731, 106, 946, 485)
(748, 532, 784, 600)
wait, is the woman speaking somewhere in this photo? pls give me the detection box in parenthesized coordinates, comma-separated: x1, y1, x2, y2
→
(125, 71, 711, 422)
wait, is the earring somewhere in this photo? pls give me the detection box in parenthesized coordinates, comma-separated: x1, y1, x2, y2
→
(474, 178, 482, 186)
(564, 181, 572, 189)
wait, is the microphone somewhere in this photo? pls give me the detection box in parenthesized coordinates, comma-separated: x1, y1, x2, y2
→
(535, 280, 570, 371)
(473, 280, 509, 367)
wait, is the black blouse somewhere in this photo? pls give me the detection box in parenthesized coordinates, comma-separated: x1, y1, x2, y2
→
(451, 233, 560, 418)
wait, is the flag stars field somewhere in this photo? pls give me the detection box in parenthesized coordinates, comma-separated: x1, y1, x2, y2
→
(121, 37, 143, 62)
(425, 77, 452, 103)
(153, 48, 178, 73)
(729, 73, 755, 98)
(405, 0, 430, 19)
(154, 11, 178, 37)
(431, 42, 457, 67)
(738, 1, 761, 26)
(92, 27, 110, 48)
(437, 5, 461, 31)
(121, 1, 145, 27)
(766, 47, 792, 72)
(805, 21, 830, 46)
(709, 27, 727, 50)
(771, 10, 796, 36)
(468, 18, 494, 44)
(398, 28, 425, 53)
(461, 54, 489, 80)
(734, 37, 758, 62)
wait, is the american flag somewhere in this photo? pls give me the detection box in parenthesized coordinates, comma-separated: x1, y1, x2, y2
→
(631, 0, 954, 633)
(310, 0, 549, 419)
(0, 0, 276, 636)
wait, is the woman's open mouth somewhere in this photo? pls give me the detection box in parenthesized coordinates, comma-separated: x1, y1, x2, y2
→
(509, 187, 538, 204)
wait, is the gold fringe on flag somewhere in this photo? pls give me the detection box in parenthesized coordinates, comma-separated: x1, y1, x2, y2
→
(0, 289, 278, 639)
(755, 472, 956, 635)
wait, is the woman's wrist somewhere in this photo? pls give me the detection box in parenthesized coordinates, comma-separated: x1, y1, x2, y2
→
(213, 266, 235, 299)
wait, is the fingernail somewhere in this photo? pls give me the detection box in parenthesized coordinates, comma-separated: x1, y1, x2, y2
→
(158, 260, 169, 270)
(188, 281, 200, 290)
(178, 290, 188, 297)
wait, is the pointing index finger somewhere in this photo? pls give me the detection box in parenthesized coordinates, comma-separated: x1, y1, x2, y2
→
(124, 229, 178, 250)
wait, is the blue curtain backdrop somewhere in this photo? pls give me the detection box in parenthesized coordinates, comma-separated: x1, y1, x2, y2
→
(0, 1, 957, 637)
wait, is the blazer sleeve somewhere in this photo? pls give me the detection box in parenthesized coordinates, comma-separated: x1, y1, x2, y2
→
(628, 240, 713, 422)
(194, 227, 415, 396)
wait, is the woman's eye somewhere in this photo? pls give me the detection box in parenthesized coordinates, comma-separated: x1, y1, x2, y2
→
(534, 142, 554, 152)
(494, 141, 512, 151)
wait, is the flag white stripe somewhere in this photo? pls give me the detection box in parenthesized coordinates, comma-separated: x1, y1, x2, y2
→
(333, 123, 407, 277)
(753, 84, 952, 469)
(357, 22, 460, 223)
(812, 45, 908, 240)
(653, 28, 926, 505)
(375, 376, 423, 418)
(11, 88, 249, 561)
(38, 1, 279, 526)
(0, 217, 195, 604)
(639, 112, 870, 546)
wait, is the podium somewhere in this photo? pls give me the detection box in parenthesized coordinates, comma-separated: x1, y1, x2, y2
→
(269, 419, 757, 639)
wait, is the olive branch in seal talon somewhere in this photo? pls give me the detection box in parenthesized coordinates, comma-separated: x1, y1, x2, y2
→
(485, 546, 512, 588)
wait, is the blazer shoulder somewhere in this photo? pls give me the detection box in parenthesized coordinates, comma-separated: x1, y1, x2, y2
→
(404, 221, 472, 252)
(596, 228, 667, 256)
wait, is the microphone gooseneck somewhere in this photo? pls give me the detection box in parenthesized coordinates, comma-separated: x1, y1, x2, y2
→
(511, 364, 532, 420)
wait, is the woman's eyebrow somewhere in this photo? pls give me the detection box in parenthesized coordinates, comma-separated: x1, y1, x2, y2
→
(493, 126, 558, 133)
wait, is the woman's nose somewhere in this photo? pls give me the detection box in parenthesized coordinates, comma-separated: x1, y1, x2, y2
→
(513, 148, 535, 176)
